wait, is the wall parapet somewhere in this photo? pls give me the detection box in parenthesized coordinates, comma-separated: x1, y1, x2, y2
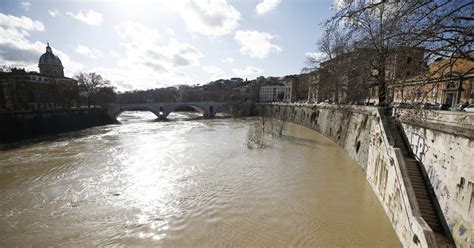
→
(393, 108, 474, 139)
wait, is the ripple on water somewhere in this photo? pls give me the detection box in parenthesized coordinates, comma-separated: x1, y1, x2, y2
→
(0, 113, 401, 247)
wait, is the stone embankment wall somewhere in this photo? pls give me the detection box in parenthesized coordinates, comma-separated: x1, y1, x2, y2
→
(0, 108, 113, 143)
(260, 103, 466, 248)
(394, 108, 474, 248)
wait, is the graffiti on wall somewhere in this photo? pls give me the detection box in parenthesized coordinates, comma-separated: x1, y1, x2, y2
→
(410, 133, 429, 162)
(428, 166, 451, 201)
(448, 212, 473, 248)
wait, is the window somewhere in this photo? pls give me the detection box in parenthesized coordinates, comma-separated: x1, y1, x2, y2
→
(432, 85, 438, 98)
(470, 82, 474, 98)
(446, 81, 457, 90)
(416, 90, 422, 98)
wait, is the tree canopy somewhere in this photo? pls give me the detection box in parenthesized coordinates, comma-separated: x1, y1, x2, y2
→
(310, 0, 473, 105)
(75, 72, 116, 106)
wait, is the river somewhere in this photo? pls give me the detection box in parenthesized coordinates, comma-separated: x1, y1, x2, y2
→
(0, 111, 400, 247)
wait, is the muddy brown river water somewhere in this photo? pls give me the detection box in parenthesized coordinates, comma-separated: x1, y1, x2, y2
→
(0, 112, 400, 247)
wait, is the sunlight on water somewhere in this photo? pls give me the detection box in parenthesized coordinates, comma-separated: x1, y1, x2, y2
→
(117, 111, 158, 123)
(0, 112, 400, 247)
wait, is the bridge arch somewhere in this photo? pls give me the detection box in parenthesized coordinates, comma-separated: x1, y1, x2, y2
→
(164, 104, 210, 119)
(113, 106, 161, 120)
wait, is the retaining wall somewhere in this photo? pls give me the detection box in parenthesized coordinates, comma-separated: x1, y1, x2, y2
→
(0, 108, 113, 143)
(394, 108, 474, 248)
(261, 103, 443, 247)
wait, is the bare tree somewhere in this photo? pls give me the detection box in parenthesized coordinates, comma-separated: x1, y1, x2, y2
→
(75, 72, 111, 107)
(270, 106, 288, 137)
(327, 1, 411, 105)
(323, 0, 473, 106)
(319, 28, 351, 104)
(304, 25, 374, 104)
(246, 122, 266, 149)
(399, 0, 473, 62)
(0, 65, 12, 73)
(258, 105, 267, 133)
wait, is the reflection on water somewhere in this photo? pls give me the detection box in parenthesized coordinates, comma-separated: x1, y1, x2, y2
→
(166, 111, 204, 121)
(117, 111, 205, 123)
(117, 111, 159, 123)
(0, 112, 400, 247)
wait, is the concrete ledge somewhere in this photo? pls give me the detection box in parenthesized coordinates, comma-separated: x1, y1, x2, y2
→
(397, 119, 474, 139)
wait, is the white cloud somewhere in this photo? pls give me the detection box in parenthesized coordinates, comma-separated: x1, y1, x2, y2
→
(179, 0, 240, 36)
(93, 66, 185, 91)
(21, 2, 31, 11)
(108, 50, 120, 58)
(115, 21, 159, 45)
(202, 65, 227, 80)
(48, 9, 60, 17)
(0, 14, 83, 75)
(0, 13, 44, 31)
(232, 66, 263, 77)
(107, 21, 205, 89)
(0, 14, 45, 67)
(332, 0, 347, 10)
(305, 51, 326, 62)
(75, 44, 104, 59)
(222, 57, 234, 63)
(256, 0, 281, 15)
(66, 10, 103, 26)
(166, 27, 175, 36)
(234, 30, 282, 59)
(116, 21, 203, 69)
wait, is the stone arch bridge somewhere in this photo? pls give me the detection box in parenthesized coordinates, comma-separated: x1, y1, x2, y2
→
(106, 102, 247, 120)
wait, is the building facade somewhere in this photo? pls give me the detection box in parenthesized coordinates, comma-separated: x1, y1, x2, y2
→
(0, 44, 79, 112)
(259, 85, 291, 103)
(239, 85, 259, 103)
(302, 70, 320, 103)
(315, 47, 426, 104)
(282, 75, 310, 102)
(388, 56, 474, 105)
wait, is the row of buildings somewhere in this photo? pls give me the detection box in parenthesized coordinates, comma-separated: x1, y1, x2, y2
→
(255, 48, 473, 106)
(386, 57, 474, 106)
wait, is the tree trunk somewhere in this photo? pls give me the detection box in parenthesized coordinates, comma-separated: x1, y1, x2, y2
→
(377, 57, 387, 106)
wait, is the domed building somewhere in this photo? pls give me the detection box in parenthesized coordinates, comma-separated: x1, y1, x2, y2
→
(39, 43, 64, 77)
(0, 43, 79, 112)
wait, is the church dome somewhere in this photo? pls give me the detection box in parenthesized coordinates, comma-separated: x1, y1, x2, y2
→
(39, 43, 63, 66)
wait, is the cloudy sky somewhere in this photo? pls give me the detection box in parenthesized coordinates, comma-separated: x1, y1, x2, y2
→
(0, 0, 334, 91)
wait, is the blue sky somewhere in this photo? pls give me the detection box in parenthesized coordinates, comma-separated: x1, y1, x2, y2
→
(0, 0, 334, 91)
